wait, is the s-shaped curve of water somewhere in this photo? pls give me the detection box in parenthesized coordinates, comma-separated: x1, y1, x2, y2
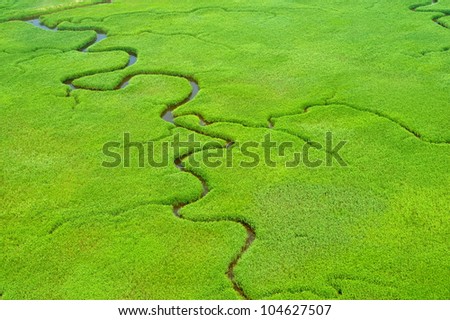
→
(24, 2, 254, 300)
(11, 0, 449, 300)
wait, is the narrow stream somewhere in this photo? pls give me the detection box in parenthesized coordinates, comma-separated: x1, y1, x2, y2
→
(26, 12, 255, 300)
(161, 80, 199, 123)
(16, 0, 449, 300)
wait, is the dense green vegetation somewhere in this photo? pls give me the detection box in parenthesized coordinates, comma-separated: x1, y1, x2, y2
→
(1, 0, 449, 299)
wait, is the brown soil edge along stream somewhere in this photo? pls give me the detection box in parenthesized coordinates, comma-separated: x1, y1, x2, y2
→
(24, 1, 255, 300)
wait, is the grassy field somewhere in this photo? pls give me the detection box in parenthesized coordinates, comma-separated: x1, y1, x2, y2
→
(0, 0, 449, 299)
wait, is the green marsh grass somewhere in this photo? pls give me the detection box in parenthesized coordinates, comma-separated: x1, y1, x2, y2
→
(1, 0, 449, 299)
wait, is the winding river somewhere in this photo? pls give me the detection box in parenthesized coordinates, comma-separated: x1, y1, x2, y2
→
(18, 0, 449, 299)
(26, 7, 255, 300)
